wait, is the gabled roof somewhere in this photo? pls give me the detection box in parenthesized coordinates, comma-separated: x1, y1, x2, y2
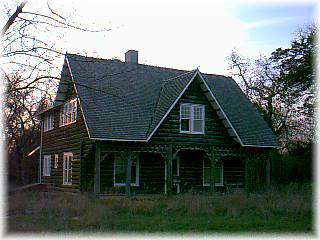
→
(59, 53, 278, 148)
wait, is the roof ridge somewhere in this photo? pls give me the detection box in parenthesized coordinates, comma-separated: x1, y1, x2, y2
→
(66, 52, 204, 75)
(161, 69, 196, 82)
(202, 72, 233, 78)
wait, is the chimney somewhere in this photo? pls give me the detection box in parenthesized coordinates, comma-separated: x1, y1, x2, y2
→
(125, 50, 138, 64)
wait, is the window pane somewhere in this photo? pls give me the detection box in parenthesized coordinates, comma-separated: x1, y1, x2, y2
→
(44, 118, 47, 131)
(204, 167, 210, 185)
(71, 102, 75, 122)
(67, 103, 71, 123)
(64, 104, 67, 125)
(48, 156, 51, 175)
(65, 165, 68, 183)
(43, 158, 46, 175)
(115, 155, 126, 184)
(204, 158, 210, 168)
(74, 103, 77, 121)
(68, 157, 72, 183)
(181, 104, 191, 118)
(214, 166, 221, 184)
(193, 119, 203, 132)
(131, 159, 137, 184)
(60, 111, 63, 126)
(181, 119, 190, 131)
(115, 165, 126, 183)
(193, 106, 203, 120)
(49, 114, 52, 129)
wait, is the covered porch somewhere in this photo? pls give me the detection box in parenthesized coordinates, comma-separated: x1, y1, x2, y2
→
(89, 142, 248, 196)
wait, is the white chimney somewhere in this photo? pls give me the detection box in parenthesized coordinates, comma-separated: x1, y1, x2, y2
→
(125, 50, 138, 64)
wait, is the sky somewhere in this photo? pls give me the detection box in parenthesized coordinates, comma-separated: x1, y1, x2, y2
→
(2, 0, 318, 76)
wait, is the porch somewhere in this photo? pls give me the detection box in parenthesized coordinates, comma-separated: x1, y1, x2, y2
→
(88, 142, 248, 196)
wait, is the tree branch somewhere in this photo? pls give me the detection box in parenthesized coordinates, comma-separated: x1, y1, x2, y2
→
(1, 0, 27, 37)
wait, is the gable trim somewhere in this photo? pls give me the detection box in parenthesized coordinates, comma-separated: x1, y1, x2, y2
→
(65, 55, 92, 139)
(146, 70, 198, 142)
(196, 72, 245, 146)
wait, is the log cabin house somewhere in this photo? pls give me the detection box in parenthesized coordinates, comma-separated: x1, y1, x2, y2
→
(39, 50, 278, 195)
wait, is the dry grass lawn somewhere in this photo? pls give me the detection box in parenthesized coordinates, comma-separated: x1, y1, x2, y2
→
(6, 184, 313, 233)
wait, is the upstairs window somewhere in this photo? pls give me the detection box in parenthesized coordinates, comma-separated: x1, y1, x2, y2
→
(60, 99, 77, 127)
(43, 113, 54, 132)
(180, 103, 205, 134)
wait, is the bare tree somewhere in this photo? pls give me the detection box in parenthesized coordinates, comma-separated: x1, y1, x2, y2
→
(2, 0, 110, 96)
(228, 26, 315, 150)
(1, 0, 109, 184)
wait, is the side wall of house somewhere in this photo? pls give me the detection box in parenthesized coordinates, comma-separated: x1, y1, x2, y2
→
(41, 83, 90, 191)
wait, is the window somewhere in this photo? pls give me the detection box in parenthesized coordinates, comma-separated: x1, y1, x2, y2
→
(63, 152, 73, 185)
(43, 155, 51, 176)
(54, 154, 59, 168)
(60, 99, 77, 126)
(203, 159, 223, 186)
(43, 113, 54, 132)
(114, 155, 139, 186)
(180, 103, 205, 134)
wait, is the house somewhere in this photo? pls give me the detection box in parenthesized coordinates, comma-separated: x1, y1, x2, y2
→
(39, 50, 278, 195)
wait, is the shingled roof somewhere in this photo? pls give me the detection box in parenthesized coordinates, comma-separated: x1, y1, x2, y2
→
(59, 53, 278, 148)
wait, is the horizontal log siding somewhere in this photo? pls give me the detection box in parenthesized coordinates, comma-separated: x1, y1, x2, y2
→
(150, 78, 239, 147)
(139, 153, 165, 194)
(223, 157, 245, 187)
(41, 98, 90, 191)
(80, 141, 95, 191)
(179, 150, 204, 193)
(100, 153, 114, 192)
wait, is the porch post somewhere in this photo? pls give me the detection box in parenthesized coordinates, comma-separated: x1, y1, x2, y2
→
(126, 151, 132, 197)
(210, 148, 218, 192)
(165, 145, 173, 195)
(266, 156, 271, 187)
(94, 141, 101, 194)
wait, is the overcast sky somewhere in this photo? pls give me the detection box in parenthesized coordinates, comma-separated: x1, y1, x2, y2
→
(2, 0, 318, 75)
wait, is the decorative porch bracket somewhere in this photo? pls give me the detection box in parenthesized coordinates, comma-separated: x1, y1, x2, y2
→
(94, 141, 101, 194)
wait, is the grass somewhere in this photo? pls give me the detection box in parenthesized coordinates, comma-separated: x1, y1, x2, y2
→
(6, 183, 313, 233)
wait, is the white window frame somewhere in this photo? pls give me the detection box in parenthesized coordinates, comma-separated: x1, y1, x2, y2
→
(63, 152, 73, 185)
(180, 103, 205, 134)
(54, 154, 59, 168)
(59, 99, 77, 127)
(43, 113, 54, 132)
(203, 159, 223, 187)
(43, 155, 51, 176)
(113, 156, 139, 187)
